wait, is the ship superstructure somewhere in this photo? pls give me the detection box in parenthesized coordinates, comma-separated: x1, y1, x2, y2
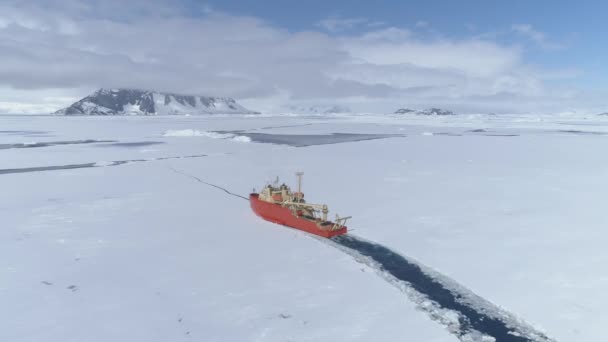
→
(250, 173, 350, 238)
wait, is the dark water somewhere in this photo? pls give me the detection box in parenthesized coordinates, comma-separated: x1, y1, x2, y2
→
(434, 130, 519, 137)
(257, 123, 314, 130)
(230, 132, 405, 147)
(433, 132, 464, 136)
(332, 235, 551, 342)
(0, 139, 115, 150)
(0, 154, 208, 175)
(0, 163, 97, 174)
(0, 130, 49, 135)
(482, 134, 519, 137)
(558, 129, 608, 135)
(214, 130, 524, 145)
(97, 141, 165, 148)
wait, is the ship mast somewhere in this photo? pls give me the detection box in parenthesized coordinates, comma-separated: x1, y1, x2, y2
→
(295, 172, 304, 193)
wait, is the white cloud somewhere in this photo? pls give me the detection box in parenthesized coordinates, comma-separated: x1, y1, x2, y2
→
(512, 24, 544, 42)
(512, 24, 565, 50)
(0, 86, 81, 114)
(316, 16, 386, 32)
(316, 17, 370, 32)
(415, 20, 429, 28)
(0, 1, 585, 113)
(344, 32, 521, 78)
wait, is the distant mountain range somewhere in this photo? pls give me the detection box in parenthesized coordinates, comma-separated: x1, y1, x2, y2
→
(55, 89, 258, 115)
(281, 105, 352, 115)
(394, 108, 456, 116)
(54, 89, 464, 117)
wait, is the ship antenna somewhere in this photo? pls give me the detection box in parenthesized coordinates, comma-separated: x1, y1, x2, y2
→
(296, 171, 304, 193)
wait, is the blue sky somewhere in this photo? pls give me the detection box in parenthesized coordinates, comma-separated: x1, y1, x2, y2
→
(206, 0, 576, 33)
(206, 0, 603, 83)
(0, 0, 606, 113)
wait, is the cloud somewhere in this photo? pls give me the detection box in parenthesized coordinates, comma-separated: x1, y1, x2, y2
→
(0, 1, 583, 113)
(512, 24, 565, 49)
(415, 20, 429, 28)
(344, 29, 521, 78)
(316, 17, 370, 32)
(316, 15, 386, 33)
(512, 24, 544, 42)
(0, 86, 82, 114)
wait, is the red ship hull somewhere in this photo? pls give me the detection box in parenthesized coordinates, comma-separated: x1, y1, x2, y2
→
(250, 193, 347, 238)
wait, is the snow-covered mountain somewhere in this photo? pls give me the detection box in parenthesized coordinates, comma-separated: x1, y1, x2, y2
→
(394, 108, 456, 116)
(55, 89, 258, 115)
(282, 104, 351, 115)
(394, 108, 416, 114)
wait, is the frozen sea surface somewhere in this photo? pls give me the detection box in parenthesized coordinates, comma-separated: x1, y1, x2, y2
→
(2, 113, 608, 341)
(220, 132, 406, 147)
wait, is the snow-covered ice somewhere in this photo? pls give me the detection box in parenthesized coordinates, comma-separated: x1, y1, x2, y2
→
(2, 113, 608, 341)
(163, 129, 251, 142)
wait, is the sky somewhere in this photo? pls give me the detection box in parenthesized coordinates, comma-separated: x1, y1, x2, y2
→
(0, 0, 606, 114)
